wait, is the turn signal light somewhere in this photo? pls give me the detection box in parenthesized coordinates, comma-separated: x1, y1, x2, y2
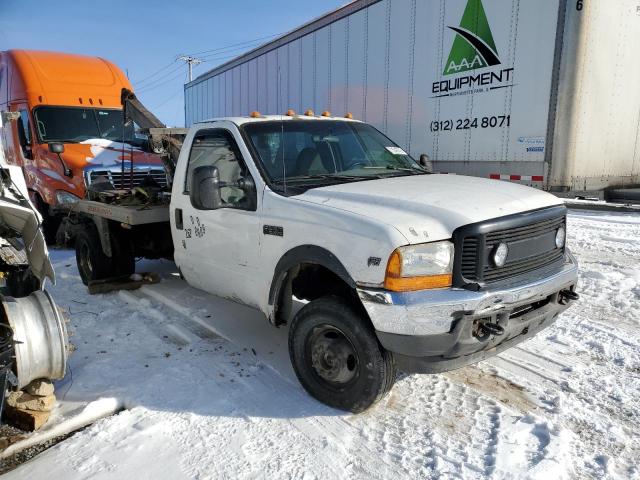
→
(384, 250, 452, 291)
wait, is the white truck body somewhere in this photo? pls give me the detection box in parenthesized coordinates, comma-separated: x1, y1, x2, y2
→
(184, 0, 640, 192)
(74, 113, 579, 411)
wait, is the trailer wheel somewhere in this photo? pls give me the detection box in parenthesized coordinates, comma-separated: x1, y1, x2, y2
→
(75, 226, 113, 285)
(288, 296, 396, 413)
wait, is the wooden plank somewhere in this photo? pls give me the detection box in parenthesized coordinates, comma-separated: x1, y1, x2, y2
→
(4, 406, 50, 432)
(88, 272, 161, 295)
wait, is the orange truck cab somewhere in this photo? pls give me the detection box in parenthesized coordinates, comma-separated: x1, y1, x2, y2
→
(0, 50, 165, 241)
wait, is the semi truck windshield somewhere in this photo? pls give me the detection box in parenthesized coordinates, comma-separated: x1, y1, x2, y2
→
(33, 107, 133, 143)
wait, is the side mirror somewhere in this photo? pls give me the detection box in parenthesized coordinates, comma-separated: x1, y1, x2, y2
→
(190, 165, 223, 210)
(48, 143, 65, 154)
(48, 143, 72, 177)
(419, 154, 433, 173)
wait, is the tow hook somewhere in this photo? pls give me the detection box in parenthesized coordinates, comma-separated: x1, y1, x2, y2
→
(473, 319, 505, 340)
(560, 289, 579, 305)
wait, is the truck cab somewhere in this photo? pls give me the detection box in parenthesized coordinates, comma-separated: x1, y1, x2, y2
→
(0, 50, 165, 241)
(169, 113, 578, 411)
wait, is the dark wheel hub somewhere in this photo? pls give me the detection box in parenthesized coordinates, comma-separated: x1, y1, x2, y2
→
(309, 326, 359, 385)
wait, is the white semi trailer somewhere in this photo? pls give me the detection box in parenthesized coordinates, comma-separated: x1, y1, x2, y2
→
(184, 0, 640, 192)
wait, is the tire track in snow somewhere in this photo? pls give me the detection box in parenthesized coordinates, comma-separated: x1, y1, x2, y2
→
(126, 283, 400, 479)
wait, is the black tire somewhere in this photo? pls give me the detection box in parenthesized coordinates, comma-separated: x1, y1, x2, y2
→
(288, 296, 396, 413)
(111, 230, 135, 278)
(33, 194, 60, 245)
(75, 226, 111, 285)
(75, 225, 135, 285)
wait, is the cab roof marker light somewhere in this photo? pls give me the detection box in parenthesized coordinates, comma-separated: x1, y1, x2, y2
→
(304, 109, 315, 116)
(250, 111, 261, 118)
(321, 111, 331, 117)
(286, 109, 296, 116)
(345, 112, 354, 119)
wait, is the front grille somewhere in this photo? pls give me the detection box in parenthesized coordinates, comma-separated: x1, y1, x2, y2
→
(87, 168, 168, 189)
(454, 207, 566, 286)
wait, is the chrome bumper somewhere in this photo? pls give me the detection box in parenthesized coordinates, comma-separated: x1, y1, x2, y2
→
(357, 251, 579, 337)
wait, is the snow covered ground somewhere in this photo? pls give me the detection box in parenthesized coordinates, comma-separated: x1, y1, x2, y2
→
(3, 210, 639, 479)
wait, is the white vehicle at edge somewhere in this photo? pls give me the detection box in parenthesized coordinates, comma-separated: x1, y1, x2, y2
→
(165, 114, 579, 412)
(0, 112, 67, 392)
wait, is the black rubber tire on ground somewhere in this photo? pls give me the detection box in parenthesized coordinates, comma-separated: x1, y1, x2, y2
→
(75, 225, 135, 285)
(75, 226, 113, 285)
(288, 296, 396, 413)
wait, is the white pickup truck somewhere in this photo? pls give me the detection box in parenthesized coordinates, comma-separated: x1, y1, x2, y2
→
(71, 110, 579, 412)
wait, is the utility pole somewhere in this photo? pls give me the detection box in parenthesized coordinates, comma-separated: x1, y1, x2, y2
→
(178, 55, 202, 82)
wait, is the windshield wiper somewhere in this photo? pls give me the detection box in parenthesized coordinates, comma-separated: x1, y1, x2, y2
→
(274, 174, 383, 184)
(364, 166, 429, 175)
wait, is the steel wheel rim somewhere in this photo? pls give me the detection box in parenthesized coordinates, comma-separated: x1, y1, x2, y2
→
(305, 324, 360, 387)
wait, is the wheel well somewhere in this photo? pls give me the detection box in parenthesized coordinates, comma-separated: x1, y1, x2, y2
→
(272, 263, 362, 327)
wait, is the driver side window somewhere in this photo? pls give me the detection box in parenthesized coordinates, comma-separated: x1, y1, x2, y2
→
(185, 129, 254, 210)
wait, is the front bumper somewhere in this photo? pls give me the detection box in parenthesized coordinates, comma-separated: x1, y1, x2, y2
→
(357, 251, 579, 373)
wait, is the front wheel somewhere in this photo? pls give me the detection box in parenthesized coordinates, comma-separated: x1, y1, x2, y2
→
(288, 296, 396, 413)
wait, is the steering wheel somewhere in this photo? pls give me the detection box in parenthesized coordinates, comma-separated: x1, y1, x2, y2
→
(346, 161, 367, 170)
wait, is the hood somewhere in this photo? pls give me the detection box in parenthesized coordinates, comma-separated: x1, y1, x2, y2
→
(43, 139, 162, 171)
(295, 174, 563, 244)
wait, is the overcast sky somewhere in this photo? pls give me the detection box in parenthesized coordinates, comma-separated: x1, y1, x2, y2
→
(0, 0, 346, 126)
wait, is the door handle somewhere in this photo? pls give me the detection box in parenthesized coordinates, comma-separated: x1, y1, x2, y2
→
(175, 208, 183, 230)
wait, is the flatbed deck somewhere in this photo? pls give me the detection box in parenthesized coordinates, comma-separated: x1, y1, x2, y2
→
(74, 200, 170, 225)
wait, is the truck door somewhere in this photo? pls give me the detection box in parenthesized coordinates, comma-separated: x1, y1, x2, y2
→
(3, 104, 33, 168)
(172, 127, 262, 308)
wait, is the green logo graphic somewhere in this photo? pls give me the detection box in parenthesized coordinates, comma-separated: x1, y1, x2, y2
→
(444, 0, 501, 76)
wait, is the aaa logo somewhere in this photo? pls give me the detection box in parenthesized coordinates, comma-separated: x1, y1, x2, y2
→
(444, 0, 501, 75)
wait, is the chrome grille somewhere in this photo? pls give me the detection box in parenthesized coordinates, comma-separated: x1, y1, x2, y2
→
(87, 167, 168, 189)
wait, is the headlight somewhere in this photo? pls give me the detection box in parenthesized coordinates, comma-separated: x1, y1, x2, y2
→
(384, 241, 454, 292)
(55, 190, 80, 205)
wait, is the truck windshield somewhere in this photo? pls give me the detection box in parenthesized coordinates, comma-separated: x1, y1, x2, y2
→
(243, 120, 425, 187)
(33, 106, 134, 143)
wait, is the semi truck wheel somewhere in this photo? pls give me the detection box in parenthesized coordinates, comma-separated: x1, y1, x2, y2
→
(75, 225, 134, 285)
(288, 296, 396, 413)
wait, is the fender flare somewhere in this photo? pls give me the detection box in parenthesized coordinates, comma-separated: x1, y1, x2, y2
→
(268, 245, 356, 325)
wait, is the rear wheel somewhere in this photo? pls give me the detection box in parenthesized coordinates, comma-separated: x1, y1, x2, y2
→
(288, 296, 396, 413)
(75, 224, 134, 285)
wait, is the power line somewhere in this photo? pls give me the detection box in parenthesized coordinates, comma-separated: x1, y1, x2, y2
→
(185, 32, 282, 57)
(136, 68, 187, 94)
(130, 60, 178, 86)
(133, 62, 185, 90)
(131, 32, 283, 90)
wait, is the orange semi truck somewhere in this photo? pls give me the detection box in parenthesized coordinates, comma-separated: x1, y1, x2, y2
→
(0, 50, 166, 241)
